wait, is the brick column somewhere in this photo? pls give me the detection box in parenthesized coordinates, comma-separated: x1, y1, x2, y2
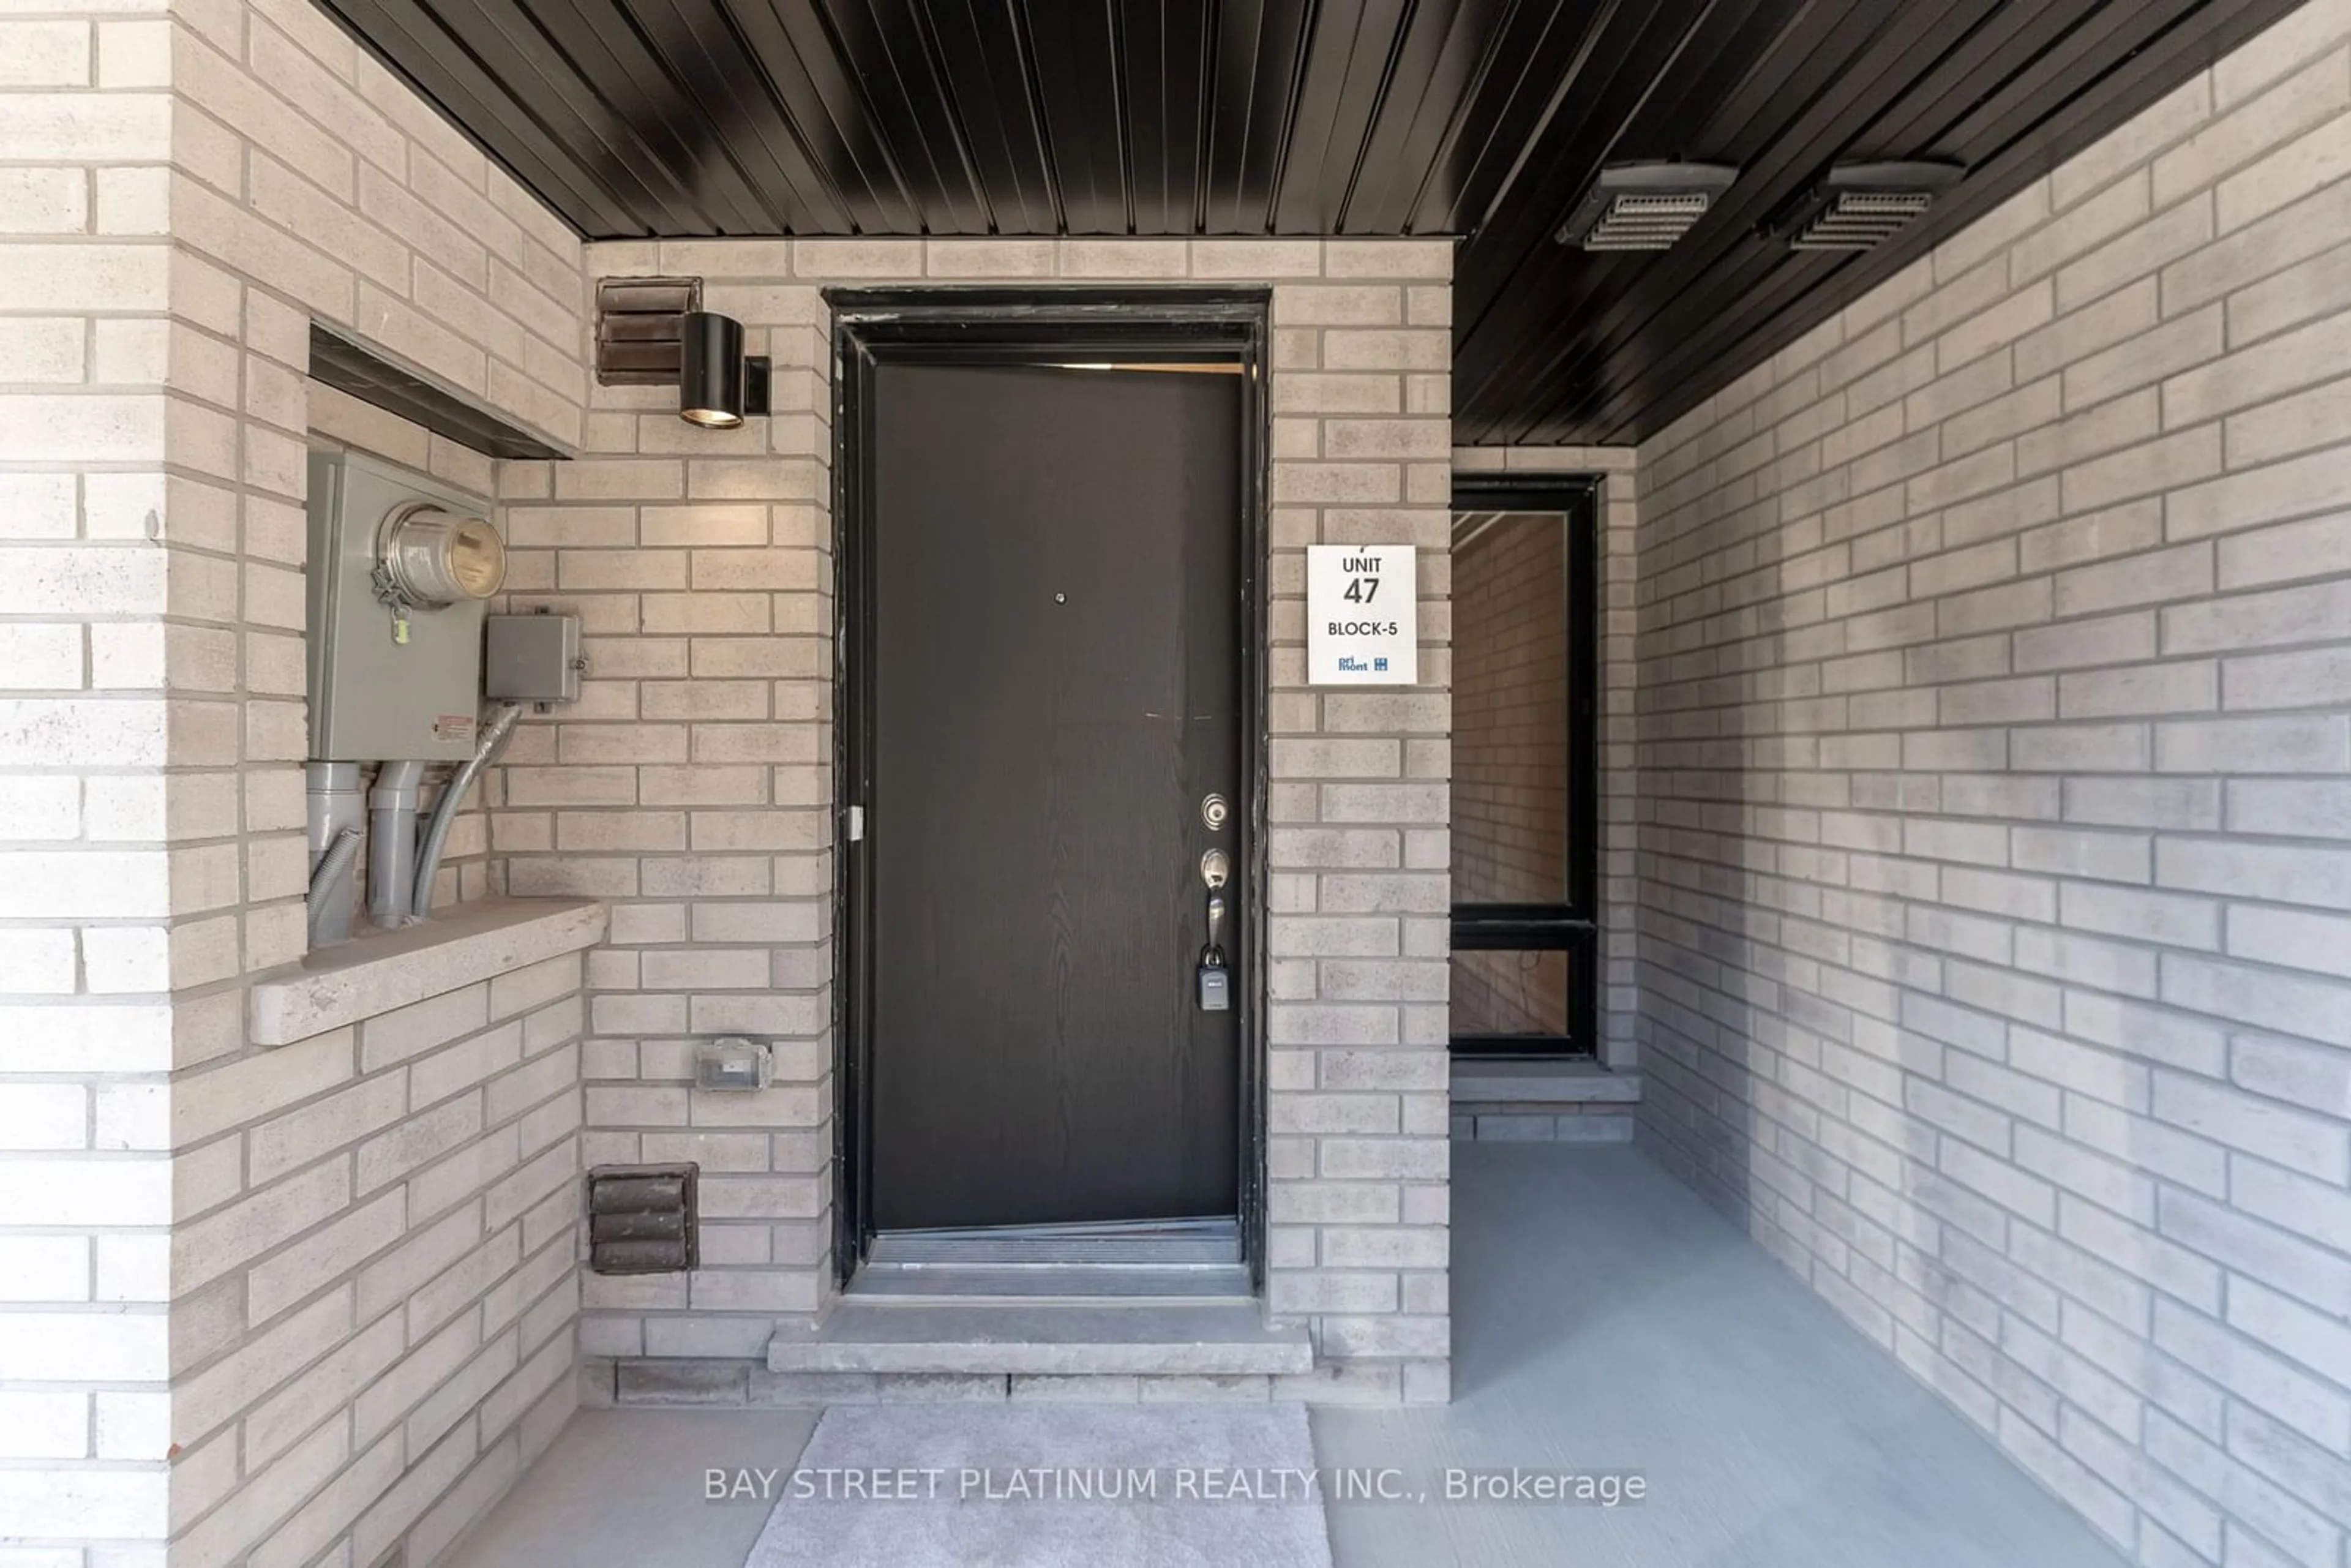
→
(1262, 246, 1456, 1403)
(0, 9, 180, 1548)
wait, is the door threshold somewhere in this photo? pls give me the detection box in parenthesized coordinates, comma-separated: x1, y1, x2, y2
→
(868, 1216, 1239, 1265)
(881, 1214, 1238, 1242)
(850, 1216, 1249, 1303)
(847, 1265, 1254, 1304)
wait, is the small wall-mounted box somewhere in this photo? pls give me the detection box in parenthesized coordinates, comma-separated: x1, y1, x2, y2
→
(696, 1037, 773, 1092)
(484, 612, 582, 705)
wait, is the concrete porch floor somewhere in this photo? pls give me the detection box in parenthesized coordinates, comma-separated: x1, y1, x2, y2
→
(443, 1144, 2127, 1567)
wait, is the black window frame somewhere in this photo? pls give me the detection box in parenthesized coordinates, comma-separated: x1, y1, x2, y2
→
(1449, 476, 1601, 1058)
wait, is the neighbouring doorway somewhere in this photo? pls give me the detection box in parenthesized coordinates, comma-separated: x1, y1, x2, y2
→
(1449, 479, 1600, 1057)
(833, 293, 1267, 1273)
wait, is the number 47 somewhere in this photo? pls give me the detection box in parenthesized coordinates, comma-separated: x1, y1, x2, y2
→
(1343, 576, 1380, 604)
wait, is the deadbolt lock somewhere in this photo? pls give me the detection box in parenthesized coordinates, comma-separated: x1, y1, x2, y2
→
(1201, 792, 1230, 831)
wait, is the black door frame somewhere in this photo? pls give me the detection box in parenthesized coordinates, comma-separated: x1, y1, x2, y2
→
(1449, 475, 1602, 1057)
(829, 287, 1272, 1287)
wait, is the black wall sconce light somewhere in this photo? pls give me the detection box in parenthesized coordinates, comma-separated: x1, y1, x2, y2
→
(678, 310, 770, 429)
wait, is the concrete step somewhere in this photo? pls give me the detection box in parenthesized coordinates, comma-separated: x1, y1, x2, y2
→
(765, 1302, 1314, 1377)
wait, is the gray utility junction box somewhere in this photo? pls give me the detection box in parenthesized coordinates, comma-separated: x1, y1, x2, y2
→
(485, 611, 582, 705)
(307, 450, 500, 764)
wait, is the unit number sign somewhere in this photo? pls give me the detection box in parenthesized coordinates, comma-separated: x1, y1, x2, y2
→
(1307, 544, 1417, 686)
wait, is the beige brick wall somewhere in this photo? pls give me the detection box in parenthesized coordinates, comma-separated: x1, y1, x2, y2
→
(1632, 2, 2351, 1560)
(167, 953, 588, 1568)
(496, 237, 1457, 1403)
(1, 0, 590, 1558)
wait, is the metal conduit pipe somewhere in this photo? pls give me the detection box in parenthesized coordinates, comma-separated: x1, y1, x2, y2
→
(306, 828, 362, 949)
(367, 759, 427, 928)
(305, 760, 366, 946)
(411, 703, 522, 919)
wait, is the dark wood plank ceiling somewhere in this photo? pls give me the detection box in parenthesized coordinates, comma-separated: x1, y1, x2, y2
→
(317, 0, 2303, 444)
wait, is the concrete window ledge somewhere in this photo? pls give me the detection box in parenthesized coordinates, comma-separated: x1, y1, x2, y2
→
(1452, 1060, 1641, 1144)
(1450, 1059, 1641, 1105)
(250, 896, 607, 1046)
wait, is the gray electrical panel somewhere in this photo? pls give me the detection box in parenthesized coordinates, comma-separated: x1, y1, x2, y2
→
(306, 451, 501, 763)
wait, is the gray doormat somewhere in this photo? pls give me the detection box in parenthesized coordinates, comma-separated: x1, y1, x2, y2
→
(744, 1401, 1333, 1568)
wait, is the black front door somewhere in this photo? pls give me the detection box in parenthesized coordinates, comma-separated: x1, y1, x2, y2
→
(861, 361, 1245, 1232)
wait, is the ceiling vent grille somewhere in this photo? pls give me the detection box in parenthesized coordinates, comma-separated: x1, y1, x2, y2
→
(1774, 161, 1963, 250)
(1556, 162, 1739, 250)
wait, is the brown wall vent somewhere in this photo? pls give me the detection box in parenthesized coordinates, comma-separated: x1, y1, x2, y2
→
(587, 1162, 700, 1274)
(595, 276, 703, 386)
